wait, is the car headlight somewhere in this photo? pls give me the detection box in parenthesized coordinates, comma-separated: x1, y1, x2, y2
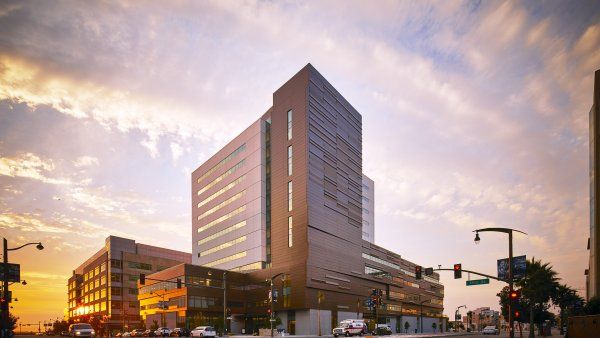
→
(76, 332, 81, 335)
(91, 331, 95, 335)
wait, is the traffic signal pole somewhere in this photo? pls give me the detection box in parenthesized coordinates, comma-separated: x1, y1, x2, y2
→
(508, 231, 514, 338)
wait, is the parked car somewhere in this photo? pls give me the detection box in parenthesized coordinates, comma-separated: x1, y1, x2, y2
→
(170, 328, 190, 337)
(60, 331, 70, 337)
(115, 333, 122, 337)
(190, 326, 216, 338)
(131, 329, 146, 337)
(333, 322, 363, 337)
(482, 326, 499, 335)
(122, 333, 132, 337)
(143, 329, 156, 337)
(154, 328, 171, 337)
(372, 326, 392, 336)
(68, 323, 95, 338)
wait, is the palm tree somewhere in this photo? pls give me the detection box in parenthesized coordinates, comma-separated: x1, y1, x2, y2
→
(517, 258, 559, 338)
(551, 284, 583, 334)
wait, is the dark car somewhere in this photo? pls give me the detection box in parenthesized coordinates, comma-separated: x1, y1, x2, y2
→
(372, 326, 392, 336)
(170, 328, 190, 337)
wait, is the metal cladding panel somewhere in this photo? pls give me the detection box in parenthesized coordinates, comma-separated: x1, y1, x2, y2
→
(305, 65, 364, 284)
(590, 69, 600, 299)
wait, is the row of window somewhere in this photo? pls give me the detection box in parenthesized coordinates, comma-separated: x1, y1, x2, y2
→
(362, 253, 400, 270)
(196, 143, 246, 184)
(198, 220, 246, 245)
(197, 175, 246, 209)
(198, 190, 246, 221)
(200, 235, 247, 257)
(83, 262, 107, 282)
(128, 261, 152, 270)
(365, 265, 391, 278)
(197, 205, 246, 233)
(204, 251, 247, 267)
(197, 159, 245, 196)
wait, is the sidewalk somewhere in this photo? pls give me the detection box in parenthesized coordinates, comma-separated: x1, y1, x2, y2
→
(230, 333, 474, 338)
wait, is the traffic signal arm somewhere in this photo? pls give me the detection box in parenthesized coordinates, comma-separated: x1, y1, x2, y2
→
(432, 267, 508, 283)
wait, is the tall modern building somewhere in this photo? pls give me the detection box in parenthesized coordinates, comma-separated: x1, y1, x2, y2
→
(588, 69, 600, 300)
(159, 64, 445, 334)
(67, 236, 191, 331)
(362, 174, 375, 243)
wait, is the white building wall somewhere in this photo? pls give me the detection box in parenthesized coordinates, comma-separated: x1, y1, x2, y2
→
(192, 119, 266, 269)
(361, 175, 375, 243)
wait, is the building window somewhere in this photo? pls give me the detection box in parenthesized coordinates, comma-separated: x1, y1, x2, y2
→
(127, 262, 152, 270)
(111, 273, 122, 282)
(110, 259, 122, 269)
(287, 146, 292, 176)
(287, 110, 293, 140)
(287, 181, 293, 211)
(288, 216, 293, 247)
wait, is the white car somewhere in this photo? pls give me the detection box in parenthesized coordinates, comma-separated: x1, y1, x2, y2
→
(154, 328, 171, 337)
(482, 326, 499, 335)
(190, 327, 216, 338)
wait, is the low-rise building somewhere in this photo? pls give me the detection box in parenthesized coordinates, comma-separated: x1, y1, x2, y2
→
(67, 236, 191, 332)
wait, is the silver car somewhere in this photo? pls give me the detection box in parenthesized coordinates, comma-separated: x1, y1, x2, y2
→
(190, 327, 215, 338)
(69, 324, 95, 338)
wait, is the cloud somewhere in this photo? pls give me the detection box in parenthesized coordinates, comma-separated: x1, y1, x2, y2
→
(73, 156, 98, 167)
(0, 152, 72, 185)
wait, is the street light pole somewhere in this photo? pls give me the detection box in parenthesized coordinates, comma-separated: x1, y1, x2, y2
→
(2, 238, 43, 338)
(455, 305, 466, 333)
(223, 272, 227, 336)
(473, 227, 526, 338)
(269, 273, 285, 338)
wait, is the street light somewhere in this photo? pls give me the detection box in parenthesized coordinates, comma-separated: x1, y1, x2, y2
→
(455, 305, 466, 332)
(472, 227, 527, 338)
(268, 273, 287, 338)
(2, 238, 44, 338)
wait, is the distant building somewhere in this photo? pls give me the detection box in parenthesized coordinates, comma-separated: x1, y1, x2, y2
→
(146, 64, 446, 335)
(362, 175, 375, 243)
(67, 236, 191, 331)
(589, 69, 600, 300)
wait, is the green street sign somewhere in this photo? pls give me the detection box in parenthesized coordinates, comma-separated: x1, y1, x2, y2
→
(466, 278, 490, 286)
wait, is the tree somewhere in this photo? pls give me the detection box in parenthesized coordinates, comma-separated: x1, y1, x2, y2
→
(53, 320, 70, 334)
(151, 320, 159, 330)
(404, 321, 410, 333)
(517, 257, 559, 338)
(552, 284, 584, 333)
(431, 322, 437, 333)
(585, 296, 600, 315)
(8, 313, 18, 331)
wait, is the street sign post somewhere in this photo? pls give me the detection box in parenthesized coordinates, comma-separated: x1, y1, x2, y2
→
(0, 263, 20, 283)
(497, 255, 526, 281)
(466, 278, 490, 286)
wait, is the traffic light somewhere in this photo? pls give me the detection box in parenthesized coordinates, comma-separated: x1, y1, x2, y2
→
(454, 264, 462, 279)
(139, 274, 145, 285)
(177, 278, 182, 289)
(415, 266, 422, 280)
(509, 289, 521, 300)
(514, 310, 521, 319)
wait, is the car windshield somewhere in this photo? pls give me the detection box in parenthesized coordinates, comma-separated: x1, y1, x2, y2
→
(73, 324, 92, 330)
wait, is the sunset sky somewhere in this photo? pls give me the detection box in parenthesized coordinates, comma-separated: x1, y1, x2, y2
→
(1, 0, 600, 325)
